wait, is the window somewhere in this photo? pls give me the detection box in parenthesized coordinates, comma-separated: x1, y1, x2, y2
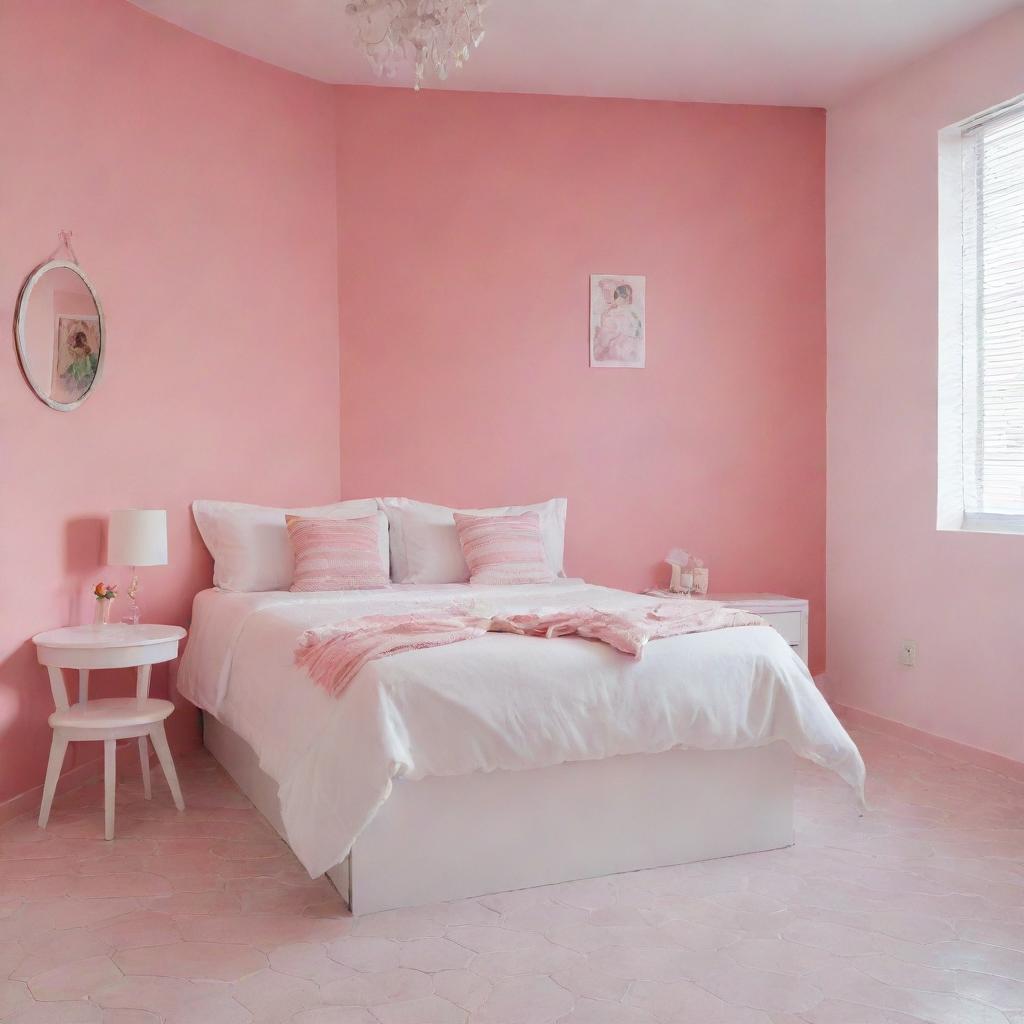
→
(939, 97, 1024, 533)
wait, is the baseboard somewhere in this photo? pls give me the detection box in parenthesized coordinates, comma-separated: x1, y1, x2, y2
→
(812, 672, 836, 703)
(0, 733, 202, 827)
(0, 759, 102, 826)
(835, 703, 1024, 784)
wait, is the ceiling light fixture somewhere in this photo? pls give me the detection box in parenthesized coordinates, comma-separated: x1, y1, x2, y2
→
(345, 0, 487, 91)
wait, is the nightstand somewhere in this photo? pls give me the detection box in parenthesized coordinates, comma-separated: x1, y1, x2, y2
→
(31, 623, 187, 839)
(647, 591, 809, 665)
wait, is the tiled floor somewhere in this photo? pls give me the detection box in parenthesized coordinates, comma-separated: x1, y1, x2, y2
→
(2, 730, 1024, 1024)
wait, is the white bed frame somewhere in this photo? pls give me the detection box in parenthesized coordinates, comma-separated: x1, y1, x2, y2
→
(203, 712, 794, 915)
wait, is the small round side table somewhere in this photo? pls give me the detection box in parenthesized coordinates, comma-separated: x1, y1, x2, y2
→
(32, 623, 187, 840)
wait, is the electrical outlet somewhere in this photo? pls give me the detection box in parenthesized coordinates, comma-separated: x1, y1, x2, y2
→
(899, 640, 917, 667)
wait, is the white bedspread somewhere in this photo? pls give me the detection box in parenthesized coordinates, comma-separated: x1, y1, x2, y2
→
(177, 581, 865, 877)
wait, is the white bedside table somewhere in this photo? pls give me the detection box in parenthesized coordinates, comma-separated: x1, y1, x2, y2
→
(32, 623, 187, 839)
(648, 591, 809, 665)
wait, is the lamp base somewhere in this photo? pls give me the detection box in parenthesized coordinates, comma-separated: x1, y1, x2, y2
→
(121, 569, 142, 625)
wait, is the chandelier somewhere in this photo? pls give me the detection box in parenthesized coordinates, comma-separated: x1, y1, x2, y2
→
(345, 0, 488, 90)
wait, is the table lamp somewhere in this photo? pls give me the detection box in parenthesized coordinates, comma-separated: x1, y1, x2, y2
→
(107, 509, 168, 624)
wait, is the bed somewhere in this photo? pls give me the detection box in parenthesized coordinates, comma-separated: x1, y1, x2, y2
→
(176, 578, 864, 914)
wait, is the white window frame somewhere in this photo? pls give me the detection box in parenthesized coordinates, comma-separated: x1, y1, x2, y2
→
(938, 94, 1024, 535)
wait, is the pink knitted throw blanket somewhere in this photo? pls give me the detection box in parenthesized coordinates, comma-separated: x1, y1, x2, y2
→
(295, 601, 764, 698)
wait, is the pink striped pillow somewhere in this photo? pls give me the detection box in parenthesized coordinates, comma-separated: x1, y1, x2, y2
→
(286, 514, 389, 591)
(453, 511, 555, 585)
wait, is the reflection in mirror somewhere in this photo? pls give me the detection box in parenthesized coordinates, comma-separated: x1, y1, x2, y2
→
(15, 260, 104, 411)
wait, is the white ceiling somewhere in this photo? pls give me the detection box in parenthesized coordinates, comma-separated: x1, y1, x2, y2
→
(129, 0, 1020, 107)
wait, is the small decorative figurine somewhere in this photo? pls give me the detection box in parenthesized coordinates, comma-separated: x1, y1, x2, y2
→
(92, 582, 117, 625)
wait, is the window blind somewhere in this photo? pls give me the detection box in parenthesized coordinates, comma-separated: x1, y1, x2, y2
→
(961, 102, 1024, 517)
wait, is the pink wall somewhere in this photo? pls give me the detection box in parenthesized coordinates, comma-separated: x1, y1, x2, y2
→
(335, 88, 828, 670)
(827, 9, 1024, 759)
(0, 0, 340, 807)
(0, 3, 833, 810)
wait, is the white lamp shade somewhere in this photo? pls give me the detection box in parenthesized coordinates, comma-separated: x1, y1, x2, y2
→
(108, 509, 168, 567)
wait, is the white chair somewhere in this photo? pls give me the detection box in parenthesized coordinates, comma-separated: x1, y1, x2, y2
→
(32, 624, 187, 840)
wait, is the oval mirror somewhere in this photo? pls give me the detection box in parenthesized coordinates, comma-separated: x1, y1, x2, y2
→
(15, 260, 105, 411)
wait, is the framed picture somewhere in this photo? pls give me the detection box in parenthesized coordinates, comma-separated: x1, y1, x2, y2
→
(590, 274, 645, 368)
(51, 314, 101, 405)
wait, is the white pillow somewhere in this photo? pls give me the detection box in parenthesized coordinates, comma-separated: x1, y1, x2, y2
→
(380, 497, 567, 584)
(192, 498, 385, 592)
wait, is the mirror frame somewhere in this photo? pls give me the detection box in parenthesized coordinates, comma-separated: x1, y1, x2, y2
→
(14, 259, 106, 412)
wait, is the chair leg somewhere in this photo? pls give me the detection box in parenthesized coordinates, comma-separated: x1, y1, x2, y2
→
(38, 731, 69, 829)
(149, 722, 184, 811)
(104, 739, 116, 841)
(138, 736, 152, 800)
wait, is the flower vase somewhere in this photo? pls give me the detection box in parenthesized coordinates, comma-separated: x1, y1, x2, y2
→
(94, 599, 113, 626)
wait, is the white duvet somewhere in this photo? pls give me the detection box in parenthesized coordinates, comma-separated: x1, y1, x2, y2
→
(177, 581, 865, 877)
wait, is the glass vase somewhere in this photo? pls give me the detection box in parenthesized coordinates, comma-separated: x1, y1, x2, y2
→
(93, 599, 113, 626)
(692, 567, 709, 596)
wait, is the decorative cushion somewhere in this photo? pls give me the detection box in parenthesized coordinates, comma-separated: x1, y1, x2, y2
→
(380, 497, 567, 584)
(192, 498, 386, 592)
(286, 514, 389, 591)
(453, 511, 556, 585)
